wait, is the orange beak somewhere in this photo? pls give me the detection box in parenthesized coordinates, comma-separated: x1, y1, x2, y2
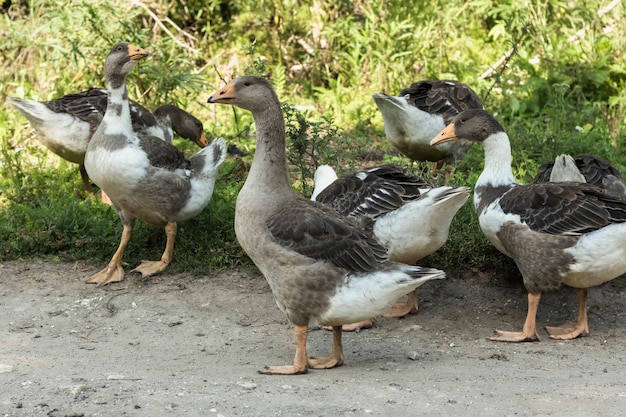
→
(195, 131, 209, 148)
(431, 123, 458, 146)
(128, 45, 149, 61)
(207, 81, 236, 104)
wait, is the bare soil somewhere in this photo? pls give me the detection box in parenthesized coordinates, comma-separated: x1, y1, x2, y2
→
(1, 259, 626, 417)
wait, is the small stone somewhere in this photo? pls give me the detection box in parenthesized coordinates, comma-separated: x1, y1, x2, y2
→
(236, 380, 257, 390)
(0, 364, 14, 373)
(58, 385, 89, 396)
(407, 351, 419, 361)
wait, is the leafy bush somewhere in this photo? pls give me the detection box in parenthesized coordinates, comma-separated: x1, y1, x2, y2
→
(2, 0, 626, 283)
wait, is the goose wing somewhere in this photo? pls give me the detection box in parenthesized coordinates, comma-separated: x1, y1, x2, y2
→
(499, 183, 626, 235)
(401, 80, 483, 124)
(267, 199, 387, 272)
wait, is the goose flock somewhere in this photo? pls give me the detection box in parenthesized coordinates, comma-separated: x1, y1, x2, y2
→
(8, 42, 626, 374)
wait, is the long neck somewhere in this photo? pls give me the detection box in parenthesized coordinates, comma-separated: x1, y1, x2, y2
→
(473, 131, 516, 214)
(245, 102, 293, 198)
(102, 74, 132, 132)
(476, 132, 516, 189)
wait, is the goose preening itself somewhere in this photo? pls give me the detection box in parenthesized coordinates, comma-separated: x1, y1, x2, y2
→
(208, 76, 445, 374)
(84, 43, 226, 286)
(534, 154, 626, 199)
(372, 80, 483, 168)
(431, 109, 626, 342)
(8, 88, 209, 194)
(312, 164, 468, 330)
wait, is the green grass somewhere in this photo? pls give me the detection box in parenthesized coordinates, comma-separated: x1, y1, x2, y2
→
(2, 0, 626, 282)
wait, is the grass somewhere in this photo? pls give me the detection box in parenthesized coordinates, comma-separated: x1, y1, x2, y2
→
(2, 0, 626, 283)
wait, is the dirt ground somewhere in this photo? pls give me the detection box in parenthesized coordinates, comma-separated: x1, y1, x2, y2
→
(1, 259, 625, 417)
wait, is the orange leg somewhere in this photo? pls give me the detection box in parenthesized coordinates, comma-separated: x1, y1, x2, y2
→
(79, 163, 93, 194)
(383, 290, 418, 318)
(488, 292, 541, 342)
(131, 222, 177, 277)
(86, 223, 132, 286)
(325, 318, 375, 332)
(308, 326, 344, 369)
(259, 325, 309, 375)
(546, 288, 589, 340)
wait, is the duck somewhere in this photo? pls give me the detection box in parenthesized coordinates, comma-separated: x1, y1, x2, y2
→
(534, 154, 626, 199)
(83, 42, 226, 286)
(431, 108, 626, 342)
(8, 88, 209, 194)
(312, 164, 468, 330)
(207, 75, 446, 374)
(372, 79, 483, 169)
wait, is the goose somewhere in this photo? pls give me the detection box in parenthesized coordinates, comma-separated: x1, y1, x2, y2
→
(207, 76, 445, 374)
(534, 154, 626, 199)
(8, 88, 209, 194)
(83, 42, 226, 286)
(431, 108, 626, 342)
(312, 164, 468, 330)
(372, 79, 483, 168)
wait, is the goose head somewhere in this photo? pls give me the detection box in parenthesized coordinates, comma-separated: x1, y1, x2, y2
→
(207, 76, 278, 113)
(104, 43, 148, 86)
(430, 109, 505, 146)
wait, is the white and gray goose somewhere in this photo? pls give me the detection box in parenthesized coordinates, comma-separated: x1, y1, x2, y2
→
(431, 108, 626, 342)
(312, 164, 468, 330)
(84, 42, 226, 286)
(8, 88, 208, 194)
(208, 76, 445, 375)
(373, 79, 483, 167)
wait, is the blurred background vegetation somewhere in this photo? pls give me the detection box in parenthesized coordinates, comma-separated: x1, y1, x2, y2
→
(1, 0, 625, 282)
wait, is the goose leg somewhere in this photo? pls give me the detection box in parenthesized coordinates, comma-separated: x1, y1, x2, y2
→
(383, 290, 419, 318)
(308, 325, 344, 369)
(86, 223, 132, 286)
(546, 288, 589, 339)
(79, 163, 93, 194)
(259, 325, 309, 375)
(131, 222, 177, 277)
(324, 318, 375, 332)
(488, 292, 541, 342)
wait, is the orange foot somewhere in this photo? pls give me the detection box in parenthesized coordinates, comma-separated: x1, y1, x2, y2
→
(487, 329, 539, 343)
(323, 318, 375, 332)
(383, 291, 418, 318)
(308, 355, 343, 369)
(546, 322, 589, 340)
(131, 260, 169, 278)
(86, 263, 125, 286)
(258, 364, 308, 375)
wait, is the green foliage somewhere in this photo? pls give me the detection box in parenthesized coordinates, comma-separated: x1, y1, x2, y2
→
(2, 0, 626, 285)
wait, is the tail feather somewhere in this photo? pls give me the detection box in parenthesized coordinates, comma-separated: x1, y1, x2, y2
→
(404, 264, 446, 284)
(7, 97, 47, 124)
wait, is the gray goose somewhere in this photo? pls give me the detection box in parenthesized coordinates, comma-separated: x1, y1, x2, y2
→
(208, 76, 445, 375)
(431, 108, 626, 342)
(373, 79, 483, 168)
(8, 88, 208, 194)
(84, 43, 226, 286)
(534, 154, 626, 199)
(312, 164, 468, 330)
